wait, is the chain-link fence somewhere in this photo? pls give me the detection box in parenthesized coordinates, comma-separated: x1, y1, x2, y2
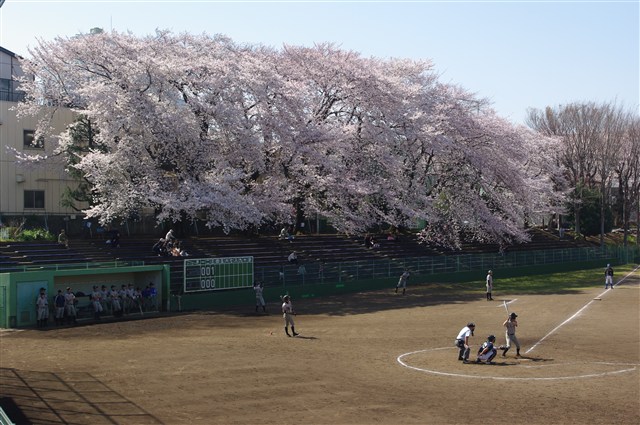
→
(255, 245, 639, 289)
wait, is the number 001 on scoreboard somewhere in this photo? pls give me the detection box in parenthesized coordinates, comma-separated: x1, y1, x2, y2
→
(183, 257, 254, 292)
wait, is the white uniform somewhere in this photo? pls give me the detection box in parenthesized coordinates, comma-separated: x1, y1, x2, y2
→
(64, 291, 77, 317)
(254, 285, 265, 307)
(282, 300, 295, 327)
(36, 295, 49, 320)
(91, 289, 103, 313)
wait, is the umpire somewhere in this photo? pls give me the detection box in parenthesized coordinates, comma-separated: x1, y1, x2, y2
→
(455, 322, 475, 363)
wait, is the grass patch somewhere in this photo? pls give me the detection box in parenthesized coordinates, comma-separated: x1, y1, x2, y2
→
(440, 264, 639, 295)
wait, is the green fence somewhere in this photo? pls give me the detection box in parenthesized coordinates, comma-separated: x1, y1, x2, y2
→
(255, 245, 639, 290)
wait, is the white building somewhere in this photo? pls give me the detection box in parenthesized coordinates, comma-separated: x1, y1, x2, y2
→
(0, 46, 85, 229)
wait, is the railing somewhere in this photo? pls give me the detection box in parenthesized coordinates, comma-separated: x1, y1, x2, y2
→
(0, 260, 145, 273)
(255, 245, 639, 288)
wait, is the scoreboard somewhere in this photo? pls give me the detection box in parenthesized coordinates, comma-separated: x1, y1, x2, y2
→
(183, 257, 254, 293)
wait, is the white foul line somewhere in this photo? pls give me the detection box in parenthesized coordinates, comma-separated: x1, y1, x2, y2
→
(526, 265, 640, 354)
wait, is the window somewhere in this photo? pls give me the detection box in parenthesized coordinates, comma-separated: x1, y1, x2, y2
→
(24, 190, 45, 209)
(23, 130, 44, 149)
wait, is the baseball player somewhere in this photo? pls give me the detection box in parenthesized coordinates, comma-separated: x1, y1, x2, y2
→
(455, 322, 475, 363)
(604, 264, 614, 289)
(109, 285, 122, 317)
(54, 289, 66, 325)
(485, 270, 494, 301)
(501, 312, 520, 357)
(281, 295, 299, 337)
(395, 270, 410, 294)
(254, 281, 266, 313)
(91, 285, 103, 320)
(476, 335, 498, 364)
(36, 292, 49, 327)
(64, 287, 77, 325)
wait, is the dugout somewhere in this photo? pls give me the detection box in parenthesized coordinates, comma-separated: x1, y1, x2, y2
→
(0, 263, 170, 328)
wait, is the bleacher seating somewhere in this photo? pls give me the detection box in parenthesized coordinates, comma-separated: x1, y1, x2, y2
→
(0, 227, 596, 293)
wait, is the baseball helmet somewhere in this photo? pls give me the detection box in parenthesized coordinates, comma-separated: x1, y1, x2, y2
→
(510, 312, 518, 319)
(488, 335, 496, 342)
(467, 322, 475, 328)
(283, 295, 290, 301)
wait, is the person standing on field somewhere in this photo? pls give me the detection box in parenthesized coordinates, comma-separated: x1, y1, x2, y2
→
(64, 287, 77, 325)
(455, 322, 475, 363)
(281, 295, 299, 337)
(395, 270, 410, 295)
(91, 285, 103, 321)
(501, 312, 520, 357)
(604, 264, 614, 289)
(54, 289, 66, 325)
(485, 270, 494, 301)
(36, 292, 49, 327)
(254, 281, 266, 313)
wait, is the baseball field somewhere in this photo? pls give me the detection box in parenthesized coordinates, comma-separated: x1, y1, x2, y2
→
(1, 265, 639, 425)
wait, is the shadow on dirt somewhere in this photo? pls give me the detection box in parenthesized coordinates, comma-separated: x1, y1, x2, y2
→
(0, 368, 163, 425)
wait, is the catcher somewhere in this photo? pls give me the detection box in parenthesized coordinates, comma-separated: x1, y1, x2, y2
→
(281, 295, 299, 337)
(476, 335, 498, 364)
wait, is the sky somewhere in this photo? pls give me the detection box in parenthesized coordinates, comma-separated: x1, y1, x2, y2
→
(0, 0, 638, 124)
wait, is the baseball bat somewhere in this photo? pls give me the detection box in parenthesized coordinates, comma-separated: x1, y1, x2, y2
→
(503, 300, 509, 315)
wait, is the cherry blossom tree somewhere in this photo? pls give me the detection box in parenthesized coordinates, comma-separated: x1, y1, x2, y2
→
(14, 30, 561, 247)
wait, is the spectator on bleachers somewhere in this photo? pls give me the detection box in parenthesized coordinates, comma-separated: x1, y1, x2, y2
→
(364, 234, 373, 248)
(152, 238, 167, 256)
(288, 251, 298, 264)
(370, 237, 380, 249)
(297, 263, 307, 276)
(165, 229, 177, 242)
(106, 230, 121, 248)
(58, 229, 69, 249)
(279, 226, 294, 242)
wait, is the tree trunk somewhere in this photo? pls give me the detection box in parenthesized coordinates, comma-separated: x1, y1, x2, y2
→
(599, 181, 606, 246)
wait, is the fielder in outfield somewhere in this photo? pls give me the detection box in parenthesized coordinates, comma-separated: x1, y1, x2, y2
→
(395, 270, 410, 295)
(604, 264, 614, 289)
(281, 295, 299, 337)
(485, 270, 494, 301)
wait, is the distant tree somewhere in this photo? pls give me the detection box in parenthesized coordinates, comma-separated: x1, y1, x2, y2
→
(527, 102, 626, 244)
(593, 103, 627, 245)
(615, 116, 640, 246)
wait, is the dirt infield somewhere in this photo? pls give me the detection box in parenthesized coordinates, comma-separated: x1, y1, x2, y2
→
(1, 268, 639, 425)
